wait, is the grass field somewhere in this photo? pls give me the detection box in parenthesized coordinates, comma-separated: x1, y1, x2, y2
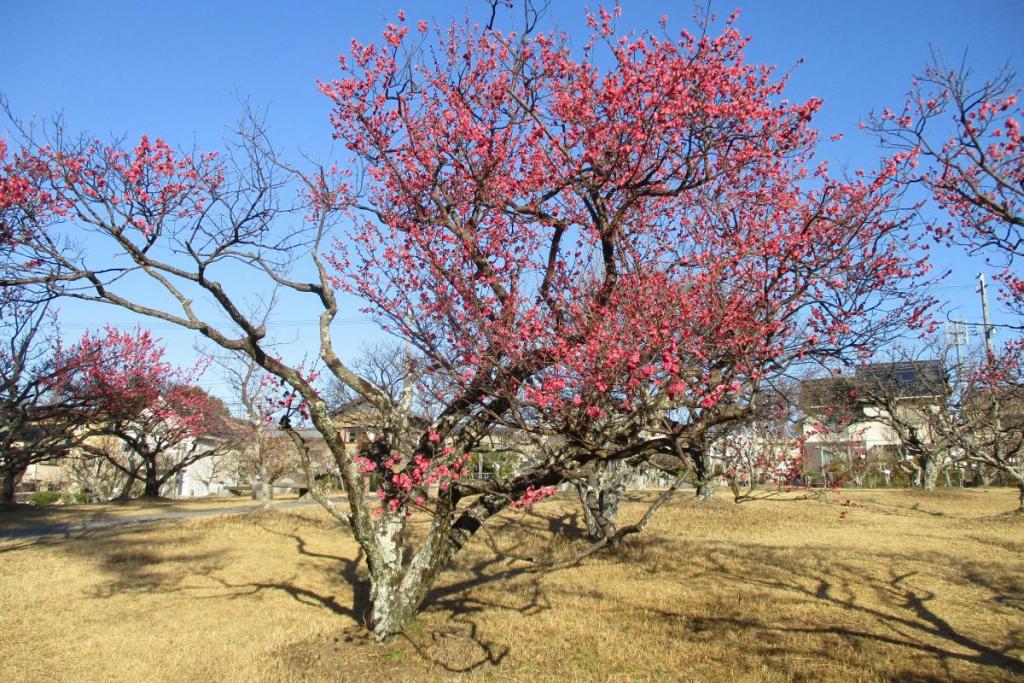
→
(1, 488, 1021, 682)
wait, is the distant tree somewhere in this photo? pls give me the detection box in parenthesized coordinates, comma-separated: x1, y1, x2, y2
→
(2, 6, 932, 636)
(805, 342, 1024, 505)
(62, 435, 136, 501)
(0, 301, 96, 503)
(210, 349, 305, 508)
(55, 327, 235, 498)
(947, 345, 1024, 509)
(850, 357, 951, 491)
(799, 360, 949, 491)
(872, 64, 1023, 505)
(715, 385, 804, 499)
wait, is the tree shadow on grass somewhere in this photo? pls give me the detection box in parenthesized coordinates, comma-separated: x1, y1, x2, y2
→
(49, 509, 515, 674)
(396, 615, 510, 673)
(0, 524, 120, 554)
(45, 524, 230, 598)
(492, 499, 1023, 680)
(544, 509, 589, 541)
(649, 541, 1024, 679)
(402, 515, 565, 673)
(25, 497, 1022, 679)
(395, 508, 683, 673)
(244, 516, 372, 624)
(969, 533, 1024, 555)
(226, 516, 527, 674)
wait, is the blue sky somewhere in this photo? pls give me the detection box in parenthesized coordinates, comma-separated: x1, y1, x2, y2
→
(2, 1, 1022, 398)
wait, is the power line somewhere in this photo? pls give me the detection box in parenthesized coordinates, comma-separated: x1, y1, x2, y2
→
(56, 317, 380, 330)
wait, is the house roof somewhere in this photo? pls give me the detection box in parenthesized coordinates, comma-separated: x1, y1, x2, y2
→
(854, 361, 947, 399)
(799, 376, 859, 411)
(329, 397, 430, 429)
(262, 426, 324, 441)
(801, 360, 947, 410)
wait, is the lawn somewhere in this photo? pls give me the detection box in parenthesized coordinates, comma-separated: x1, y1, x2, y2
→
(1, 488, 1021, 682)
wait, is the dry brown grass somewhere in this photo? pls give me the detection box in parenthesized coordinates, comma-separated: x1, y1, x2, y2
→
(1, 488, 1021, 682)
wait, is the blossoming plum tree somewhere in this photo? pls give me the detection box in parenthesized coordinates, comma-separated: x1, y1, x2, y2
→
(55, 327, 234, 498)
(2, 6, 930, 636)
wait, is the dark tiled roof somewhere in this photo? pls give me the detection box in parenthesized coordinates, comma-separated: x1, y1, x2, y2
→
(854, 361, 947, 398)
(799, 376, 858, 410)
(801, 360, 947, 409)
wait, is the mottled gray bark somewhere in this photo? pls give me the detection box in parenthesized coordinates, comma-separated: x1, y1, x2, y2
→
(921, 456, 938, 491)
(366, 515, 411, 636)
(258, 460, 273, 509)
(597, 483, 623, 529)
(575, 480, 599, 539)
(693, 448, 716, 502)
(575, 461, 627, 541)
(694, 478, 716, 502)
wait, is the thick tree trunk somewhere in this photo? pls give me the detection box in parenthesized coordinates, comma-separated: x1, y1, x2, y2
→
(368, 586, 417, 639)
(258, 462, 274, 509)
(695, 478, 716, 502)
(141, 459, 161, 498)
(1, 467, 21, 504)
(294, 404, 498, 641)
(576, 482, 624, 539)
(1017, 480, 1024, 514)
(366, 515, 414, 638)
(693, 449, 716, 502)
(358, 494, 509, 640)
(920, 455, 938, 491)
(598, 482, 623, 528)
(575, 461, 627, 541)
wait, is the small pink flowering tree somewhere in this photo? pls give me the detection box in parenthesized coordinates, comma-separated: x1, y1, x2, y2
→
(3, 6, 930, 636)
(54, 327, 234, 498)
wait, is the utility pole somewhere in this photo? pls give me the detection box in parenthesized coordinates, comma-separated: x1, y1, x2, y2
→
(944, 319, 970, 488)
(976, 272, 1003, 474)
(976, 273, 996, 358)
(945, 320, 968, 396)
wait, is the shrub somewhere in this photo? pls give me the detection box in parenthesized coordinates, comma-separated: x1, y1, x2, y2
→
(29, 490, 62, 506)
(61, 492, 90, 505)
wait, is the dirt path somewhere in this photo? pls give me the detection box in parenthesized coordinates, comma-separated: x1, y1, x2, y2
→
(0, 497, 338, 541)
